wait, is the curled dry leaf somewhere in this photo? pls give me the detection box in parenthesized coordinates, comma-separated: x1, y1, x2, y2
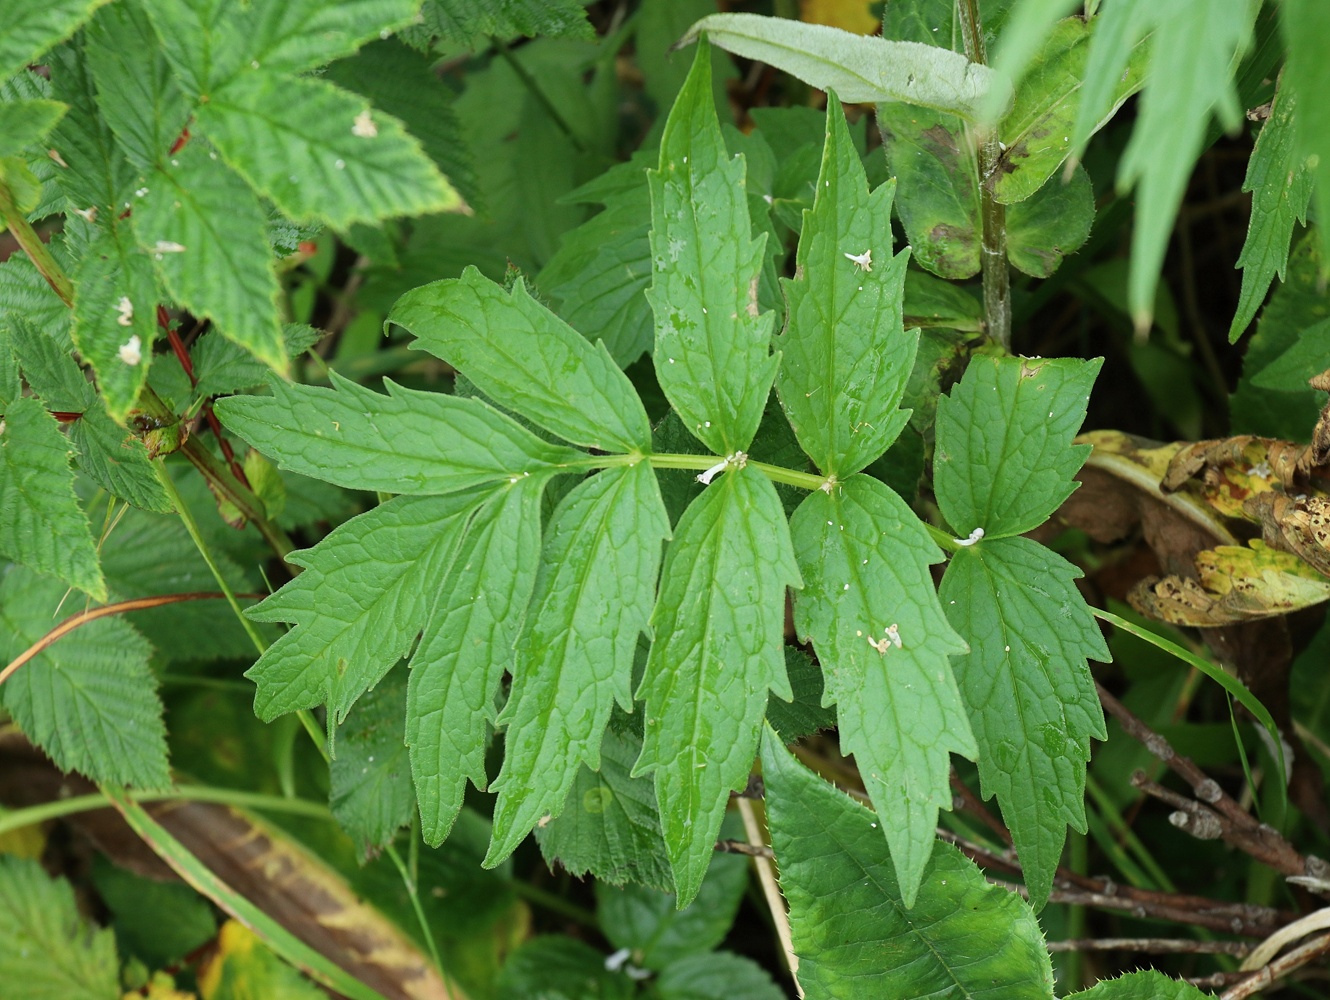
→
(1245, 493, 1330, 578)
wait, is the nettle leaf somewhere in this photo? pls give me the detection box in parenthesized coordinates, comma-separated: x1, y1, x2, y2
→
(1229, 83, 1313, 342)
(409, 477, 544, 845)
(940, 537, 1109, 908)
(390, 267, 652, 453)
(215, 373, 583, 496)
(245, 492, 482, 723)
(486, 462, 669, 865)
(131, 142, 285, 368)
(635, 465, 800, 904)
(0, 0, 111, 82)
(777, 93, 915, 479)
(760, 728, 1056, 999)
(934, 355, 1100, 540)
(195, 71, 459, 229)
(647, 39, 777, 456)
(790, 476, 975, 906)
(0, 566, 170, 788)
(0, 100, 67, 159)
(330, 665, 413, 860)
(0, 397, 105, 599)
(238, 0, 421, 77)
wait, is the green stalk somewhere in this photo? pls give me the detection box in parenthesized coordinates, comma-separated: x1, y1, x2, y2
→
(0, 180, 74, 306)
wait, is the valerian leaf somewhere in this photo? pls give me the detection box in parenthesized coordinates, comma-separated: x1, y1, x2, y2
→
(760, 727, 1055, 999)
(940, 537, 1110, 909)
(777, 93, 915, 479)
(647, 39, 778, 455)
(390, 266, 652, 453)
(409, 477, 544, 845)
(934, 354, 1100, 540)
(245, 492, 484, 724)
(486, 462, 669, 866)
(0, 0, 112, 82)
(634, 464, 800, 905)
(790, 475, 975, 906)
(215, 373, 583, 496)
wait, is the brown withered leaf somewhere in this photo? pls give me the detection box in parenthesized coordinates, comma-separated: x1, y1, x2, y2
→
(1245, 492, 1330, 578)
(1162, 436, 1305, 517)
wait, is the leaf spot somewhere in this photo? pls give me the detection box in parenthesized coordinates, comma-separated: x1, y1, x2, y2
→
(353, 109, 378, 137)
(117, 334, 142, 365)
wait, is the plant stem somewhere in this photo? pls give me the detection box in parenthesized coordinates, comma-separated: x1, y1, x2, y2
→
(0, 180, 74, 307)
(385, 841, 444, 975)
(957, 0, 1012, 352)
(737, 796, 803, 997)
(587, 451, 829, 492)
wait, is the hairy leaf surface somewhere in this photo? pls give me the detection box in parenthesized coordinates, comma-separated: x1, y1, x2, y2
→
(0, 0, 110, 82)
(790, 476, 974, 905)
(238, 0, 420, 77)
(1067, 971, 1214, 1000)
(418, 0, 593, 46)
(0, 100, 67, 159)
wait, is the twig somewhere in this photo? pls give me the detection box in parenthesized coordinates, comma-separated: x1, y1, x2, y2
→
(716, 838, 773, 858)
(1241, 906, 1330, 971)
(1046, 938, 1251, 956)
(1220, 931, 1330, 999)
(736, 797, 802, 999)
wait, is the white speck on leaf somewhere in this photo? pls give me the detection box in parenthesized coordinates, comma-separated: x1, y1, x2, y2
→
(844, 249, 872, 271)
(118, 334, 142, 365)
(114, 296, 134, 327)
(335, 158, 345, 170)
(353, 109, 377, 137)
(955, 526, 985, 546)
(154, 240, 186, 253)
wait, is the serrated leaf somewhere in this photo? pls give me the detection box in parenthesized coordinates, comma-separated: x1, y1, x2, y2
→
(1283, 0, 1330, 273)
(238, 0, 420, 77)
(0, 0, 112, 82)
(487, 462, 669, 865)
(934, 354, 1100, 539)
(634, 464, 800, 904)
(0, 251, 72, 349)
(0, 566, 170, 787)
(535, 726, 673, 893)
(191, 323, 322, 401)
(47, 39, 135, 214)
(216, 373, 583, 495)
(1229, 83, 1314, 342)
(0, 855, 120, 1000)
(71, 222, 159, 421)
(409, 477, 543, 845)
(655, 952, 785, 1000)
(195, 70, 458, 229)
(940, 537, 1109, 908)
(390, 266, 652, 453)
(244, 492, 482, 723)
(777, 94, 915, 478)
(0, 99, 67, 158)
(131, 142, 285, 367)
(760, 727, 1056, 999)
(790, 476, 975, 905)
(7, 315, 88, 409)
(1005, 163, 1094, 278)
(1066, 970, 1213, 1000)
(331, 665, 413, 860)
(683, 13, 1010, 121)
(648, 40, 777, 455)
(0, 397, 105, 599)
(418, 0, 593, 47)
(764, 646, 835, 743)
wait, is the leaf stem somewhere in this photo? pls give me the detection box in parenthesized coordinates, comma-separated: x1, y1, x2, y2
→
(385, 841, 445, 976)
(0, 180, 74, 307)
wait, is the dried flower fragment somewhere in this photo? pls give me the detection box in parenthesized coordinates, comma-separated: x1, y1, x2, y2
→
(844, 249, 872, 271)
(114, 296, 134, 327)
(118, 335, 142, 365)
(352, 109, 377, 137)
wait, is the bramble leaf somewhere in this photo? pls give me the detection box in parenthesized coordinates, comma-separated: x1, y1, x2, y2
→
(934, 354, 1100, 539)
(191, 324, 322, 402)
(777, 94, 914, 478)
(0, 252, 71, 349)
(487, 462, 669, 865)
(790, 475, 975, 905)
(47, 39, 134, 215)
(237, 0, 420, 77)
(0, 100, 67, 159)
(216, 373, 583, 496)
(760, 727, 1056, 999)
(0, 0, 111, 82)
(331, 665, 413, 860)
(634, 464, 799, 904)
(137, 0, 247, 97)
(0, 397, 105, 599)
(409, 477, 544, 845)
(418, 0, 593, 47)
(390, 267, 652, 453)
(647, 40, 777, 456)
(941, 537, 1109, 908)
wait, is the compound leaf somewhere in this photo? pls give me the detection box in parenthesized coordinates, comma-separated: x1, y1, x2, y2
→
(777, 93, 915, 478)
(934, 354, 1100, 540)
(486, 462, 669, 865)
(216, 373, 583, 496)
(635, 464, 800, 905)
(940, 537, 1110, 908)
(390, 266, 651, 453)
(790, 475, 975, 906)
(0, 0, 111, 82)
(647, 39, 777, 456)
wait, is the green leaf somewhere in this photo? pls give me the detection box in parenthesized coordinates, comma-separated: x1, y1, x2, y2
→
(940, 537, 1110, 908)
(0, 855, 119, 1000)
(47, 39, 134, 214)
(654, 952, 785, 1000)
(409, 478, 543, 845)
(759, 727, 1055, 999)
(194, 920, 327, 1000)
(0, 566, 170, 788)
(0, 397, 105, 599)
(1066, 970, 1214, 1000)
(7, 315, 89, 409)
(495, 938, 634, 1000)
(487, 462, 669, 865)
(0, 251, 71, 350)
(0, 99, 67, 158)
(418, 0, 593, 47)
(135, 0, 248, 97)
(195, 70, 459, 229)
(70, 222, 160, 421)
(777, 94, 915, 478)
(237, 0, 420, 77)
(244, 492, 482, 723)
(191, 323, 322, 401)
(331, 665, 413, 860)
(648, 40, 777, 455)
(535, 726, 673, 893)
(764, 646, 835, 744)
(595, 842, 747, 971)
(682, 13, 1010, 121)
(390, 267, 653, 453)
(634, 464, 800, 904)
(1282, 0, 1330, 272)
(902, 268, 984, 332)
(1229, 84, 1314, 342)
(1005, 163, 1095, 278)
(789, 476, 975, 905)
(215, 373, 583, 495)
(91, 858, 215, 968)
(0, 0, 112, 82)
(934, 354, 1100, 539)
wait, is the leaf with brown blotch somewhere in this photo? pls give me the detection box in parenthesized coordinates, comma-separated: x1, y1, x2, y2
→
(1245, 492, 1330, 578)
